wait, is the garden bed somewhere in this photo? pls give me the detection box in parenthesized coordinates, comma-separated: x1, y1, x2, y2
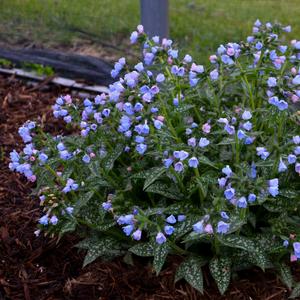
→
(0, 73, 299, 300)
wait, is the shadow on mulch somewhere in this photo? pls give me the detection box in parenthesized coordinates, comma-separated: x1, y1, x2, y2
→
(0, 74, 299, 300)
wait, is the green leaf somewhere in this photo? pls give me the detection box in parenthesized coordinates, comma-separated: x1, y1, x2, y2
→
(175, 257, 204, 293)
(241, 250, 272, 271)
(59, 219, 76, 235)
(209, 257, 231, 295)
(75, 191, 95, 211)
(103, 144, 123, 170)
(218, 235, 256, 252)
(77, 237, 120, 267)
(218, 235, 269, 270)
(277, 262, 293, 289)
(197, 155, 218, 169)
(290, 283, 300, 299)
(153, 242, 169, 275)
(143, 167, 166, 190)
(145, 182, 183, 200)
(129, 242, 154, 257)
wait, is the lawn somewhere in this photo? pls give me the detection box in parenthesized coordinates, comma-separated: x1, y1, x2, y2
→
(0, 0, 300, 62)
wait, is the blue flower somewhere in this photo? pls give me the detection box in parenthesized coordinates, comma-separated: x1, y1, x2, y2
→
(156, 232, 167, 244)
(135, 62, 144, 72)
(168, 49, 178, 59)
(193, 221, 204, 233)
(66, 207, 74, 215)
(102, 202, 112, 211)
(242, 110, 252, 120)
(144, 52, 155, 65)
(136, 143, 147, 155)
(123, 225, 134, 236)
(130, 31, 138, 43)
(163, 158, 173, 168)
(222, 165, 232, 177)
(268, 178, 279, 197)
(50, 215, 58, 225)
(267, 77, 277, 87)
(82, 154, 91, 164)
(132, 229, 142, 241)
(224, 124, 235, 135)
(199, 137, 210, 148)
(174, 162, 184, 172)
(184, 54, 192, 63)
(248, 193, 257, 203)
(278, 159, 287, 173)
(288, 154, 297, 164)
(292, 75, 300, 85)
(218, 177, 227, 188)
(295, 146, 300, 155)
(117, 214, 134, 225)
(283, 240, 289, 247)
(220, 211, 229, 220)
(224, 187, 235, 200)
(156, 73, 165, 83)
(174, 150, 189, 161)
(210, 69, 219, 81)
(237, 197, 247, 208)
(217, 221, 230, 234)
(178, 215, 186, 222)
(256, 147, 270, 160)
(166, 215, 177, 224)
(188, 157, 199, 168)
(243, 121, 252, 131)
(237, 129, 247, 140)
(255, 41, 263, 50)
(38, 153, 48, 163)
(164, 225, 174, 235)
(39, 215, 49, 225)
(250, 162, 257, 178)
(293, 242, 300, 258)
(154, 120, 163, 129)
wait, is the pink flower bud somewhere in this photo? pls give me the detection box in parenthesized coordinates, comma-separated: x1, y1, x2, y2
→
(167, 57, 173, 64)
(291, 67, 297, 75)
(89, 152, 96, 158)
(30, 156, 36, 161)
(137, 25, 144, 34)
(291, 94, 300, 103)
(157, 115, 165, 122)
(64, 94, 72, 104)
(204, 224, 213, 234)
(290, 254, 297, 262)
(56, 172, 62, 177)
(29, 175, 36, 182)
(291, 39, 297, 46)
(209, 55, 217, 63)
(202, 123, 211, 134)
(227, 48, 235, 56)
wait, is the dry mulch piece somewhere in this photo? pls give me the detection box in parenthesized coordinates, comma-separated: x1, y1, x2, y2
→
(0, 73, 299, 300)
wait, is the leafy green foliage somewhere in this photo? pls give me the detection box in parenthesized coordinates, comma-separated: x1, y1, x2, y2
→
(175, 257, 205, 293)
(9, 21, 300, 297)
(209, 257, 231, 295)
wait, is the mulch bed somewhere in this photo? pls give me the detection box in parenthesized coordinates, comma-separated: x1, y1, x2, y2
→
(0, 73, 299, 300)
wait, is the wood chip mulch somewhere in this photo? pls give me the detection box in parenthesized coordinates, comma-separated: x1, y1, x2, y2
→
(0, 73, 299, 300)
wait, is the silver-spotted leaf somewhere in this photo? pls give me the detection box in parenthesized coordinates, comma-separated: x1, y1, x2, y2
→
(209, 257, 231, 295)
(289, 283, 300, 299)
(175, 257, 204, 293)
(129, 242, 154, 257)
(153, 242, 169, 274)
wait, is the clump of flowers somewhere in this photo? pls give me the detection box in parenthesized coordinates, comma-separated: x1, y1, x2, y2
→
(10, 21, 300, 295)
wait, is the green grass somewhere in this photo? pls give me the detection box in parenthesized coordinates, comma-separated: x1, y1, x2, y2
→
(0, 0, 300, 63)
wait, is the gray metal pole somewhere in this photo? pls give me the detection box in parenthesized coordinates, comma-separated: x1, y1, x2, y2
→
(140, 0, 169, 38)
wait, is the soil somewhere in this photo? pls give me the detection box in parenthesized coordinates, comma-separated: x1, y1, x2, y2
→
(0, 73, 299, 300)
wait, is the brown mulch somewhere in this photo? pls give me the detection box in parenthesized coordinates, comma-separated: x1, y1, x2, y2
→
(0, 73, 299, 300)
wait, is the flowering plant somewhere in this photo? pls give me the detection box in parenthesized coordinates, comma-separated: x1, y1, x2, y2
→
(10, 21, 300, 295)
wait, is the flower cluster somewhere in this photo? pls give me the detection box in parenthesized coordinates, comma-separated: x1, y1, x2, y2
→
(9, 21, 300, 295)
